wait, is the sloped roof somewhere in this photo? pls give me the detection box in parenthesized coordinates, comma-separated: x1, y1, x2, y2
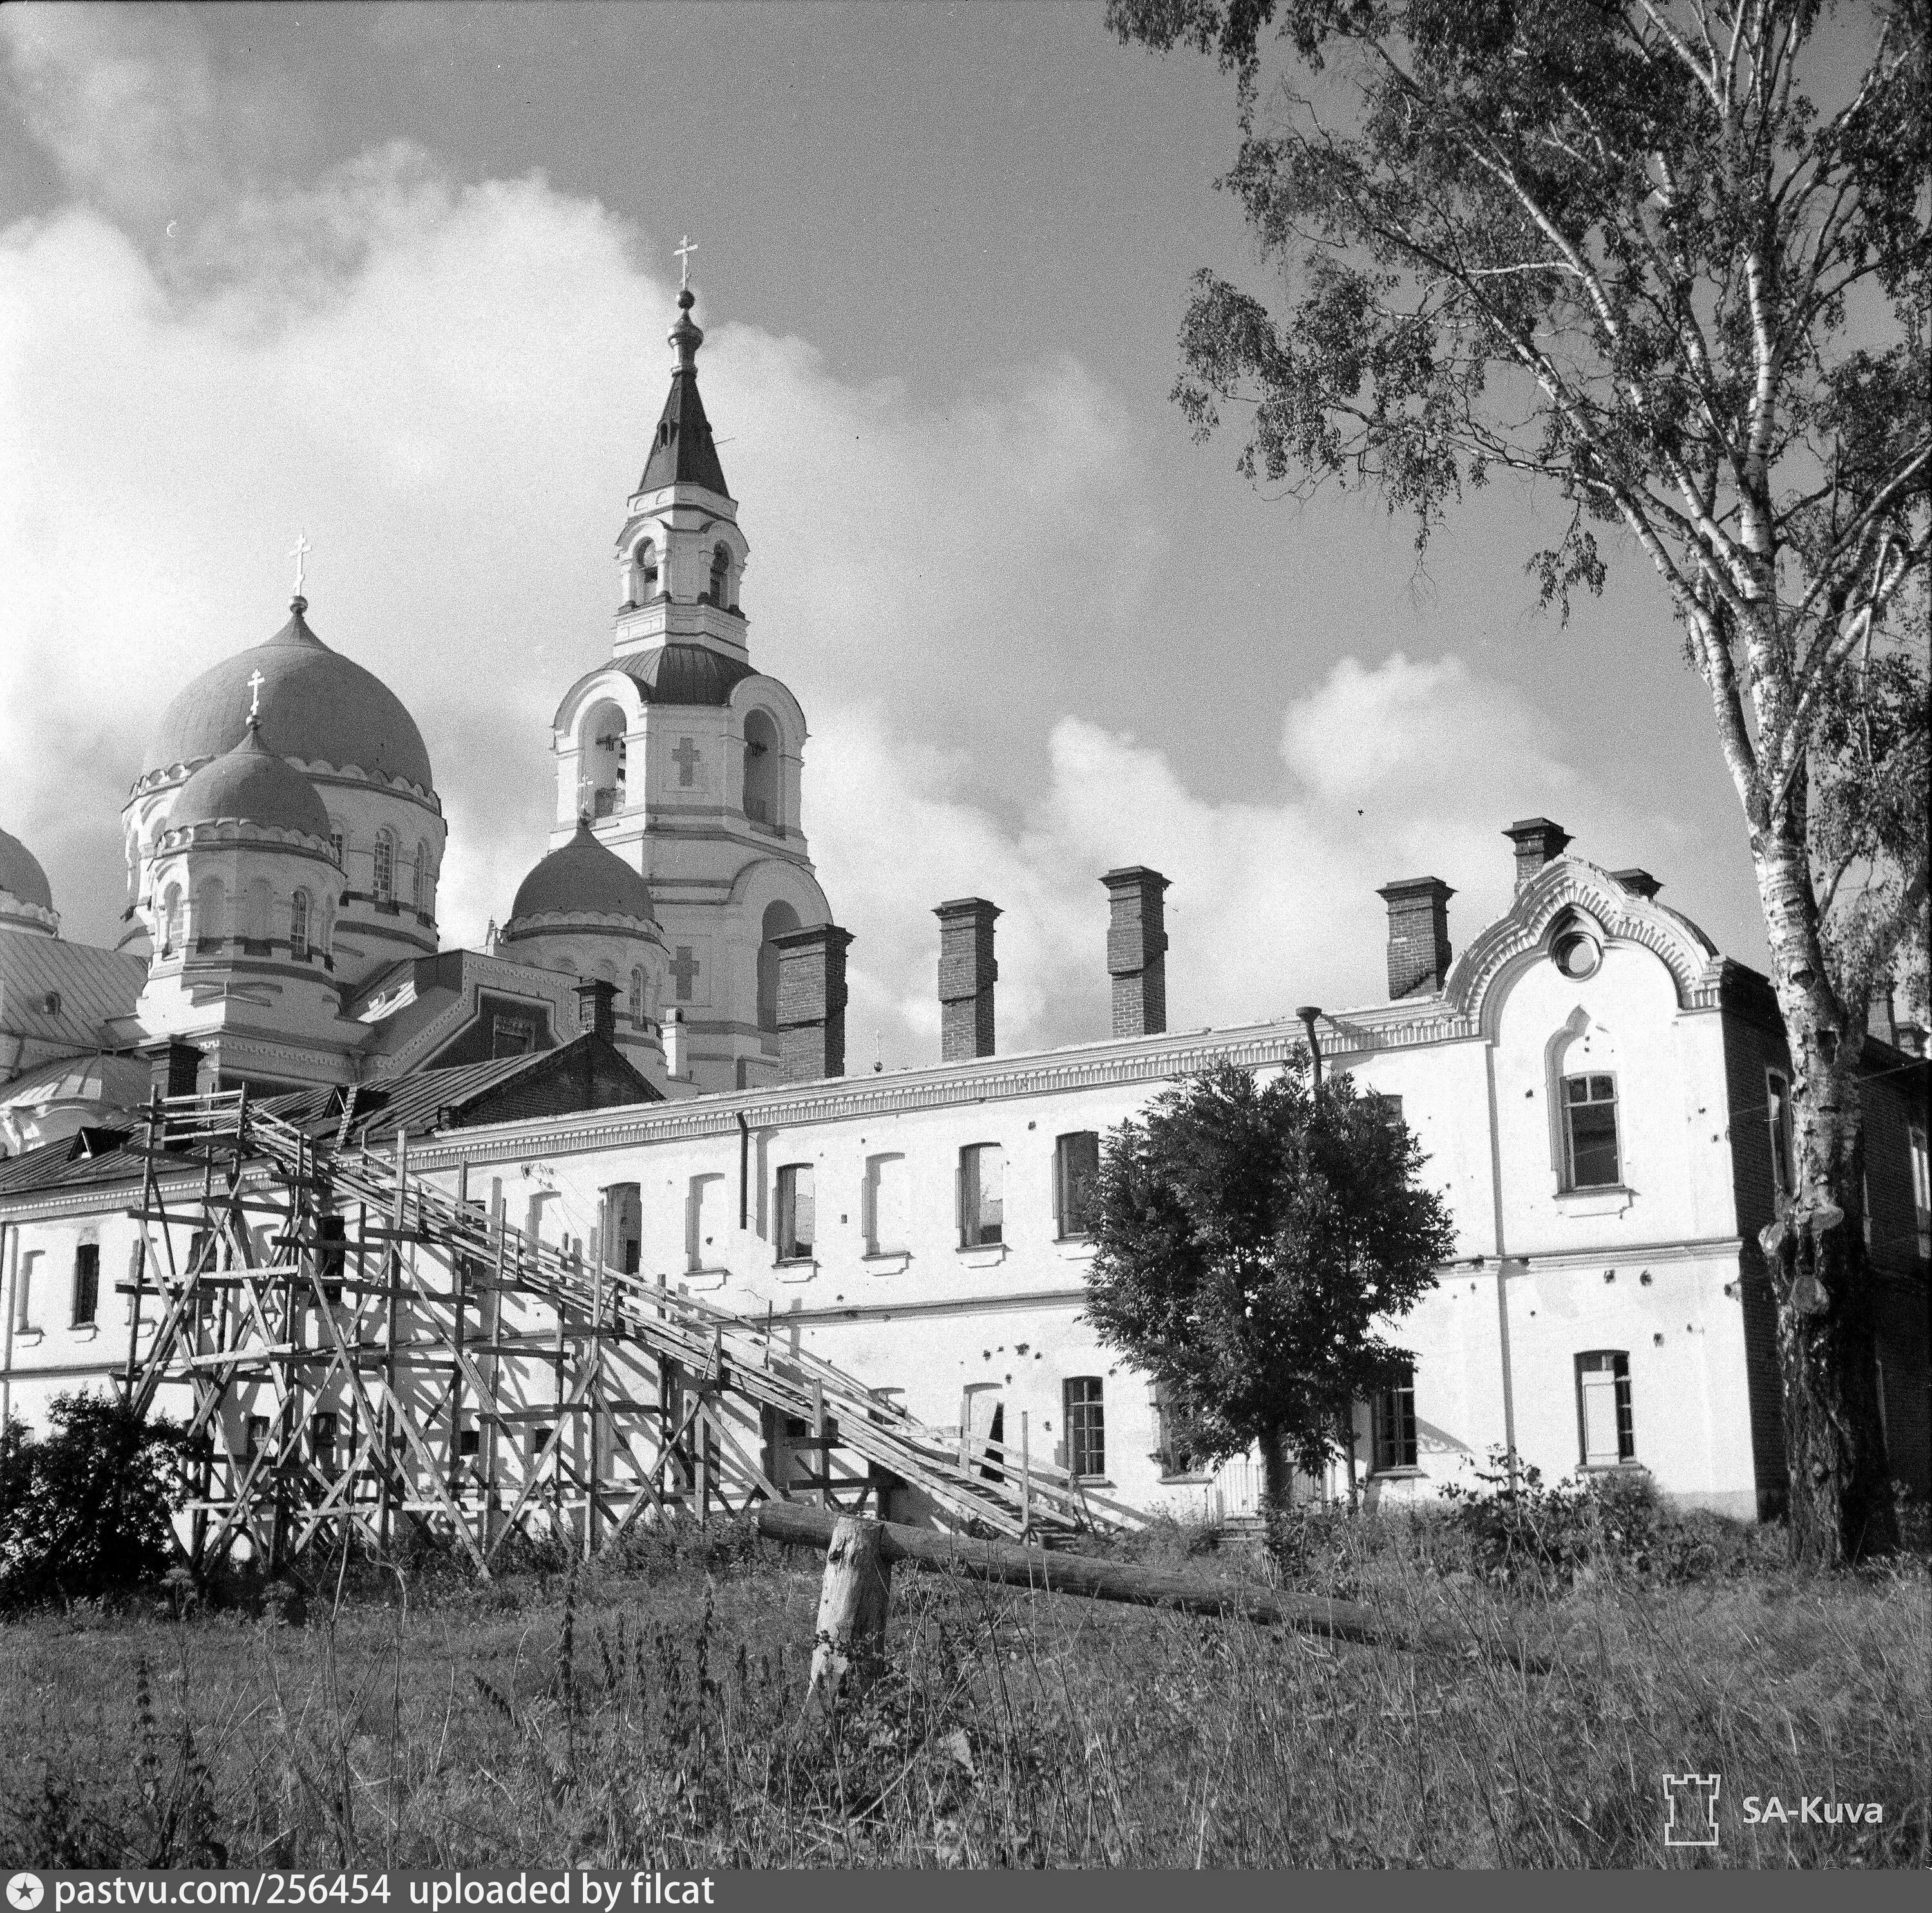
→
(636, 292, 730, 498)
(0, 934, 146, 1047)
(0, 1051, 150, 1115)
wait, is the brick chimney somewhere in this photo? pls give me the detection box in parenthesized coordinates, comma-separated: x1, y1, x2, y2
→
(1101, 866, 1170, 1037)
(663, 1007, 690, 1081)
(142, 1037, 203, 1103)
(936, 897, 1000, 1061)
(1376, 877, 1454, 1000)
(574, 977, 618, 1042)
(1504, 817, 1573, 889)
(773, 923, 853, 1082)
(1611, 867, 1663, 901)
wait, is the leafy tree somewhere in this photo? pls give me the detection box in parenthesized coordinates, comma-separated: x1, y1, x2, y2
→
(1108, 0, 1929, 1562)
(0, 1393, 187, 1609)
(1086, 1060, 1456, 1508)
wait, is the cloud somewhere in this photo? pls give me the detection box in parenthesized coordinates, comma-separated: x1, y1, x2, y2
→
(1, 12, 1653, 1077)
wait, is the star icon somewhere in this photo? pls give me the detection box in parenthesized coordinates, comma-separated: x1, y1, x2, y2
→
(8, 1876, 46, 1911)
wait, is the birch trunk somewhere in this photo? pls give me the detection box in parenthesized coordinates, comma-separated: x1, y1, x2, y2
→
(1752, 827, 1898, 1565)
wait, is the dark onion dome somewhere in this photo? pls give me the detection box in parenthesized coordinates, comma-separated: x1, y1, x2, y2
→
(144, 599, 435, 792)
(168, 721, 334, 843)
(507, 818, 658, 925)
(0, 827, 53, 910)
(620, 642, 754, 706)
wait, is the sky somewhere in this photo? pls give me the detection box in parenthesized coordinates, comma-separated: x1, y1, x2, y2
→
(0, 2, 1772, 1068)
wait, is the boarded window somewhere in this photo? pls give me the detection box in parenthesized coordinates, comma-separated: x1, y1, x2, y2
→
(1054, 1131, 1101, 1238)
(777, 1164, 815, 1261)
(960, 1144, 1003, 1247)
(1064, 1376, 1105, 1479)
(1563, 1073, 1621, 1188)
(245, 1415, 270, 1461)
(491, 1013, 536, 1059)
(864, 1153, 908, 1255)
(71, 1244, 99, 1326)
(1576, 1351, 1634, 1465)
(308, 1411, 339, 1475)
(1370, 1365, 1418, 1471)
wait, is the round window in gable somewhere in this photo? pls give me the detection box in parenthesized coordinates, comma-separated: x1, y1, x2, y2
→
(1553, 931, 1601, 980)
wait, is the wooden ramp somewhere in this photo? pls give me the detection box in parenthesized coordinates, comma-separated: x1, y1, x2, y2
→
(125, 1089, 1144, 1574)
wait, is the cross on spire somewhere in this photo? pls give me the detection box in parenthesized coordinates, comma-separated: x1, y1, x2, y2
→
(247, 670, 266, 722)
(289, 530, 312, 596)
(674, 234, 699, 290)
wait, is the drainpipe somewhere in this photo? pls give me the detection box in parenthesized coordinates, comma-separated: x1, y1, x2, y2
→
(1, 1220, 12, 1429)
(736, 1110, 750, 1231)
(1295, 1006, 1323, 1089)
(1482, 1044, 1520, 1487)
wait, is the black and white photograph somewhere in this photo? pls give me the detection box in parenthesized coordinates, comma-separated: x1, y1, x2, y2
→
(0, 0, 1926, 1878)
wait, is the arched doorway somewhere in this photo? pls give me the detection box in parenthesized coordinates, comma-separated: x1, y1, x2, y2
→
(756, 899, 802, 1033)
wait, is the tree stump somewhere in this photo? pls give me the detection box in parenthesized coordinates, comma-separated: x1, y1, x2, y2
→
(808, 1514, 892, 1708)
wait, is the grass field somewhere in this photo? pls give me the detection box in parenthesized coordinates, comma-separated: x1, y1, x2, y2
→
(2, 1508, 1926, 1870)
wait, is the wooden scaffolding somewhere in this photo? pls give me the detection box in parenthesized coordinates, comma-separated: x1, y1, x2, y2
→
(123, 1089, 1142, 1574)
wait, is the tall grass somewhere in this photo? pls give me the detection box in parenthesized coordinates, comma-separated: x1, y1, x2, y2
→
(1, 1511, 1924, 1869)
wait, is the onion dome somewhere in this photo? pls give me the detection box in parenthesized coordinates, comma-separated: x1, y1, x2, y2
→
(0, 827, 53, 912)
(169, 721, 333, 843)
(508, 819, 658, 925)
(144, 598, 434, 792)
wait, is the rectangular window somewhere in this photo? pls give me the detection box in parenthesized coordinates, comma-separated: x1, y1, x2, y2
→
(245, 1414, 270, 1462)
(960, 1144, 1004, 1247)
(687, 1173, 727, 1270)
(1370, 1365, 1418, 1471)
(1563, 1073, 1622, 1189)
(1911, 1124, 1930, 1260)
(531, 1424, 556, 1463)
(1054, 1131, 1101, 1239)
(1064, 1376, 1106, 1479)
(458, 1428, 481, 1459)
(13, 1251, 37, 1332)
(491, 1013, 536, 1058)
(71, 1244, 99, 1326)
(319, 1214, 346, 1306)
(1766, 1068, 1795, 1197)
(776, 1164, 815, 1261)
(864, 1153, 908, 1255)
(308, 1410, 339, 1475)
(1576, 1351, 1634, 1466)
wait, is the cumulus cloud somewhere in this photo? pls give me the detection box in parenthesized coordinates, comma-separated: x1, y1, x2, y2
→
(1, 8, 1658, 1072)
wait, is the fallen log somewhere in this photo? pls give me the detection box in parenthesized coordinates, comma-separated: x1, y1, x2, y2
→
(756, 1500, 1543, 1669)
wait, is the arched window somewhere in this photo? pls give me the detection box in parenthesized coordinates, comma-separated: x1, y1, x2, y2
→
(290, 890, 310, 959)
(372, 831, 394, 905)
(244, 878, 272, 945)
(194, 878, 227, 948)
(162, 885, 184, 956)
(328, 819, 345, 868)
(581, 700, 628, 818)
(757, 900, 801, 1033)
(632, 538, 658, 601)
(628, 966, 645, 1025)
(413, 840, 431, 912)
(709, 543, 731, 607)
(318, 899, 333, 956)
(743, 708, 781, 828)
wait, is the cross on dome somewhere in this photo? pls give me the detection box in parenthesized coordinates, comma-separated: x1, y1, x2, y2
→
(247, 670, 266, 721)
(674, 234, 699, 290)
(289, 530, 313, 597)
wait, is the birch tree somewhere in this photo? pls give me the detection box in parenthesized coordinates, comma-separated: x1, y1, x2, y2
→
(1108, 0, 1929, 1561)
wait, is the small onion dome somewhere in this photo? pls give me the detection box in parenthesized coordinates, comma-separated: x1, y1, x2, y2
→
(507, 818, 658, 926)
(144, 598, 435, 792)
(0, 826, 53, 912)
(169, 721, 334, 843)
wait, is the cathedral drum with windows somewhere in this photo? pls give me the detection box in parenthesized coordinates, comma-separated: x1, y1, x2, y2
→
(545, 285, 829, 1095)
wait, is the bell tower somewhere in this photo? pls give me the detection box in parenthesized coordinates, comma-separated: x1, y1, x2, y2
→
(542, 267, 835, 1095)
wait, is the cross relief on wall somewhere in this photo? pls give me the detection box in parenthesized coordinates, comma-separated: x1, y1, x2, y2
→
(668, 945, 701, 1003)
(671, 737, 701, 787)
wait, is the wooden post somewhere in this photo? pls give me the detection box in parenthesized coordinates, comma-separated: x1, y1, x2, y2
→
(1019, 1409, 1032, 1540)
(808, 1514, 892, 1708)
(811, 1377, 829, 1508)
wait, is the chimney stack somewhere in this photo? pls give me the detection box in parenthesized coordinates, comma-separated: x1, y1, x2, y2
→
(1611, 868, 1663, 902)
(574, 978, 618, 1043)
(936, 897, 1000, 1061)
(1504, 817, 1572, 889)
(143, 1037, 203, 1104)
(773, 922, 853, 1082)
(1101, 866, 1170, 1037)
(663, 1008, 690, 1081)
(1376, 878, 1454, 1000)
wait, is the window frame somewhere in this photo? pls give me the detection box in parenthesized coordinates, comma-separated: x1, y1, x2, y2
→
(1063, 1375, 1106, 1480)
(1766, 1067, 1795, 1198)
(372, 831, 395, 905)
(1561, 1071, 1623, 1190)
(71, 1243, 99, 1328)
(1054, 1131, 1101, 1241)
(1575, 1350, 1636, 1467)
(775, 1162, 816, 1263)
(1370, 1364, 1419, 1473)
(959, 1142, 1005, 1248)
(290, 888, 310, 959)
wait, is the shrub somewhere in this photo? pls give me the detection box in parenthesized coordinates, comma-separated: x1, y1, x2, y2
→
(0, 1396, 188, 1611)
